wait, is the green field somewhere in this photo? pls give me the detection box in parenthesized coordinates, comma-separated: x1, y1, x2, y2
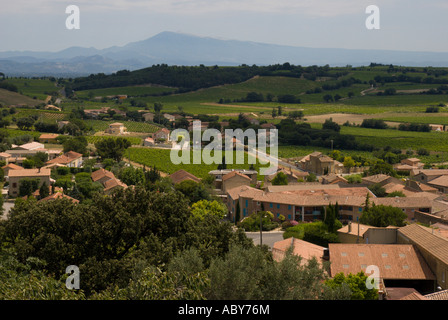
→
(6, 78, 59, 100)
(84, 120, 161, 133)
(125, 147, 269, 179)
(75, 85, 177, 99)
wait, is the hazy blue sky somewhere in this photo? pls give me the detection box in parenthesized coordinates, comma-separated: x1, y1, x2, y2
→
(1, 0, 447, 52)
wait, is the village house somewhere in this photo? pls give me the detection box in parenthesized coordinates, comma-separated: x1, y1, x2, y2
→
(8, 168, 51, 197)
(398, 224, 448, 291)
(297, 151, 343, 175)
(143, 137, 155, 147)
(38, 133, 59, 144)
(337, 222, 399, 244)
(45, 151, 83, 168)
(272, 237, 327, 265)
(0, 152, 11, 164)
(328, 243, 436, 297)
(2, 163, 23, 177)
(361, 174, 404, 187)
(265, 168, 308, 186)
(105, 122, 127, 135)
(169, 169, 201, 185)
(39, 191, 79, 204)
(153, 128, 170, 142)
(209, 169, 258, 193)
(142, 112, 155, 122)
(91, 168, 127, 194)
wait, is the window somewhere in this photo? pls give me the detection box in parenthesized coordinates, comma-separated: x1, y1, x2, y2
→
(270, 203, 273, 208)
(343, 264, 349, 269)
(341, 252, 347, 257)
(399, 253, 406, 258)
(243, 208, 247, 216)
(288, 215, 291, 220)
(288, 205, 292, 210)
(358, 207, 362, 212)
(245, 200, 248, 207)
(382, 253, 388, 258)
(361, 264, 367, 269)
(403, 265, 409, 270)
(358, 252, 365, 257)
(385, 265, 391, 269)
(277, 204, 280, 209)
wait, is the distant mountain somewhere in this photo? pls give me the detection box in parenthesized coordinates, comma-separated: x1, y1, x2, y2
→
(2, 31, 448, 76)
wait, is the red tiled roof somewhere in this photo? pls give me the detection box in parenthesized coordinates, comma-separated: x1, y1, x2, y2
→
(222, 171, 251, 181)
(169, 169, 201, 184)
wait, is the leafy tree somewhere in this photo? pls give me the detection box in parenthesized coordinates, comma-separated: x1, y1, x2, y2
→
(18, 178, 40, 197)
(324, 272, 378, 300)
(387, 191, 406, 197)
(63, 136, 88, 155)
(271, 171, 288, 185)
(287, 110, 304, 120)
(191, 200, 227, 220)
(368, 183, 387, 197)
(206, 244, 329, 300)
(95, 137, 131, 162)
(39, 181, 50, 199)
(322, 118, 341, 132)
(174, 180, 211, 204)
(16, 117, 35, 130)
(323, 94, 333, 103)
(360, 203, 407, 227)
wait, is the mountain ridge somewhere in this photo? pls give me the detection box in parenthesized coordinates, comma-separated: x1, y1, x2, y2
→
(2, 31, 448, 76)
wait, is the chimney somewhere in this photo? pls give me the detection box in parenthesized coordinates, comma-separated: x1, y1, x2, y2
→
(348, 221, 352, 233)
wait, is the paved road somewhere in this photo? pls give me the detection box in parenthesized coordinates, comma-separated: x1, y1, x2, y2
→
(1, 201, 14, 220)
(245, 231, 284, 249)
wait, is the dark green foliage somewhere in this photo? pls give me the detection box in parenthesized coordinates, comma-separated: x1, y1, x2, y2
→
(271, 171, 288, 185)
(360, 203, 407, 227)
(95, 137, 131, 162)
(18, 178, 40, 197)
(63, 136, 88, 155)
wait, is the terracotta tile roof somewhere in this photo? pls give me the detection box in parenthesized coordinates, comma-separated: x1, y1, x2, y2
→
(14, 142, 45, 150)
(39, 192, 79, 204)
(222, 171, 251, 181)
(424, 289, 448, 300)
(0, 152, 11, 158)
(46, 151, 82, 165)
(428, 175, 448, 188)
(169, 169, 201, 184)
(272, 237, 326, 264)
(226, 185, 264, 201)
(8, 168, 51, 177)
(91, 168, 115, 182)
(328, 243, 435, 280)
(362, 174, 392, 184)
(398, 224, 448, 265)
(372, 197, 432, 208)
(103, 177, 127, 191)
(2, 163, 23, 170)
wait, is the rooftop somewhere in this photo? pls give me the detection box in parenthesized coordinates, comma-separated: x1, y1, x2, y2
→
(398, 224, 448, 265)
(8, 168, 51, 177)
(328, 243, 435, 280)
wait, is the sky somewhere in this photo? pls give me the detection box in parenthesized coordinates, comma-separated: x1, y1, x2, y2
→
(1, 0, 447, 53)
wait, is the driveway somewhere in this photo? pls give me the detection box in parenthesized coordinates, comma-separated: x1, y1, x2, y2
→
(245, 230, 284, 249)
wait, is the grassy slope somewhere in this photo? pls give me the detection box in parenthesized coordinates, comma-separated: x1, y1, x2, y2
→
(0, 88, 45, 107)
